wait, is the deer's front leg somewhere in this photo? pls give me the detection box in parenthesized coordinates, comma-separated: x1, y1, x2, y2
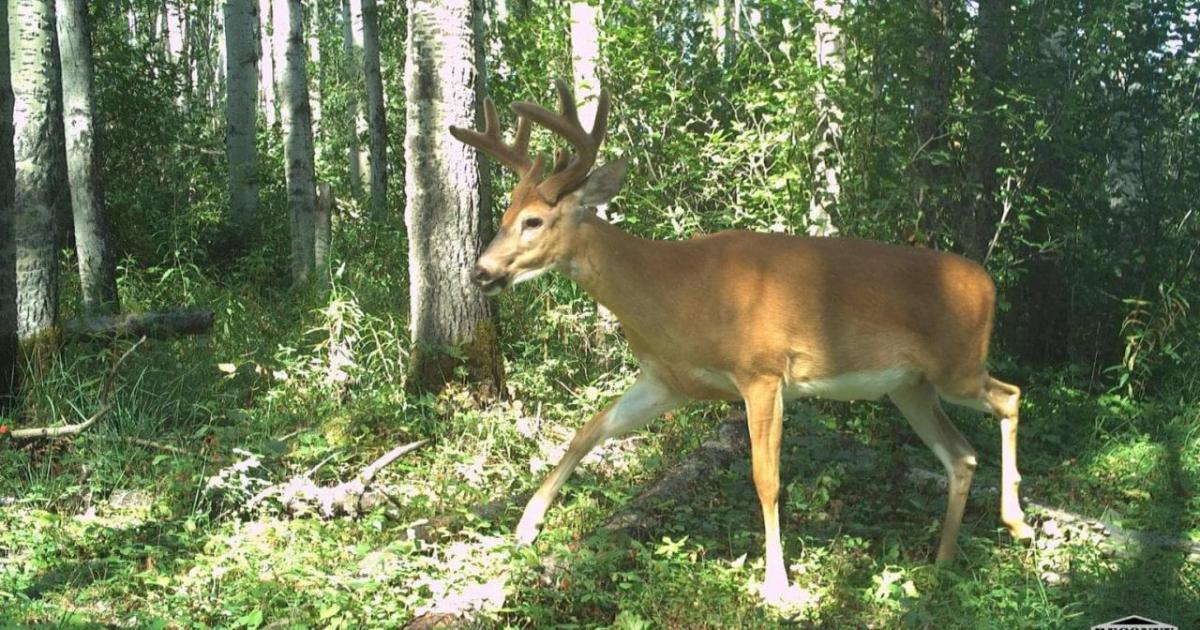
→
(740, 377, 788, 601)
(516, 371, 683, 544)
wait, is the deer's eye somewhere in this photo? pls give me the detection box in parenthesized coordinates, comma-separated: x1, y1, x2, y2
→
(523, 217, 544, 231)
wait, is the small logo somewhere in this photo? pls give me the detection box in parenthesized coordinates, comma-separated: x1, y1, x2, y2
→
(1091, 615, 1177, 630)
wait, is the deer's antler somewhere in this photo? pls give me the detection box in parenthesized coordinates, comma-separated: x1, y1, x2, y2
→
(512, 79, 610, 201)
(448, 98, 533, 178)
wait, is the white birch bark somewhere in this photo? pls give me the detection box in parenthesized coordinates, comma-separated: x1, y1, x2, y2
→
(57, 0, 119, 314)
(258, 0, 276, 126)
(807, 0, 841, 236)
(10, 0, 62, 342)
(165, 0, 184, 61)
(225, 0, 258, 230)
(307, 0, 322, 164)
(405, 0, 503, 395)
(347, 0, 368, 196)
(274, 0, 317, 284)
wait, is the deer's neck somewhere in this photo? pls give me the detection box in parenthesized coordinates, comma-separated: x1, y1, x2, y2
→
(561, 214, 668, 328)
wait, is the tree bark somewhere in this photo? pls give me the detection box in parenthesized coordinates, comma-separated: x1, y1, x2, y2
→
(307, 0, 323, 164)
(345, 0, 368, 197)
(0, 0, 16, 401)
(57, 0, 119, 315)
(361, 0, 387, 219)
(225, 0, 259, 233)
(63, 309, 213, 340)
(274, 0, 317, 285)
(164, 0, 184, 61)
(405, 0, 504, 397)
(10, 0, 63, 365)
(314, 181, 333, 280)
(257, 0, 276, 127)
(807, 0, 842, 237)
(964, 0, 1009, 260)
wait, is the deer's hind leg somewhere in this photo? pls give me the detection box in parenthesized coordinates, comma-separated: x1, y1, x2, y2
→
(940, 375, 1035, 542)
(890, 380, 979, 562)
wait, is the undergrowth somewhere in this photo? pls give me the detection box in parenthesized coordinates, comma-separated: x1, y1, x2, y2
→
(1, 225, 1197, 628)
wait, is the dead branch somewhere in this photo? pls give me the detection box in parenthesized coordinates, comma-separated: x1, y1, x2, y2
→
(8, 337, 146, 440)
(246, 439, 429, 519)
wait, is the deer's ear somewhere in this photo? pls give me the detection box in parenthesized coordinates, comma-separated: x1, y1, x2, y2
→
(577, 158, 628, 209)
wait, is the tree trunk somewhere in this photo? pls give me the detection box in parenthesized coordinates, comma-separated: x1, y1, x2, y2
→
(274, 0, 317, 285)
(405, 0, 504, 397)
(315, 181, 333, 282)
(807, 0, 841, 237)
(307, 0, 323, 164)
(165, 0, 184, 62)
(257, 0, 276, 127)
(964, 0, 1009, 260)
(345, 0, 368, 197)
(0, 0, 17, 401)
(225, 0, 259, 233)
(912, 0, 952, 241)
(10, 0, 63, 364)
(361, 0, 387, 219)
(57, 0, 120, 315)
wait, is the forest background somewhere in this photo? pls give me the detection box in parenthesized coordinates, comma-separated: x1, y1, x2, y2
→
(1, 0, 1198, 627)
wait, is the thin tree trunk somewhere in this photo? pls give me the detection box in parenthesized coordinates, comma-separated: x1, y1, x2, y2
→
(165, 0, 184, 61)
(361, 0, 387, 219)
(569, 2, 599, 131)
(57, 0, 119, 315)
(315, 181, 333, 281)
(807, 0, 841, 237)
(274, 0, 317, 284)
(258, 0, 276, 126)
(913, 0, 952, 241)
(0, 0, 17, 401)
(405, 0, 504, 397)
(963, 0, 1009, 260)
(346, 0, 368, 197)
(225, 0, 259, 232)
(211, 0, 227, 108)
(10, 0, 63, 363)
(308, 0, 323, 164)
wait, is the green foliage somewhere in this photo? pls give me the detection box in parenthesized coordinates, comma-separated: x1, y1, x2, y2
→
(3, 0, 1200, 627)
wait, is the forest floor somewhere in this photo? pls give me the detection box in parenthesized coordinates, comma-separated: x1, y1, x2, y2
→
(2, 232, 1198, 628)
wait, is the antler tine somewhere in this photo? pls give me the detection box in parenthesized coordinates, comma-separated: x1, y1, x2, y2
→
(448, 97, 534, 177)
(511, 79, 611, 201)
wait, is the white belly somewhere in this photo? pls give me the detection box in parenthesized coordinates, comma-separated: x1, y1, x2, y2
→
(783, 367, 918, 402)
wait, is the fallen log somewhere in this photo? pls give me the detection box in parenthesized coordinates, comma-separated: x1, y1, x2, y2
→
(64, 309, 214, 341)
(6, 338, 144, 440)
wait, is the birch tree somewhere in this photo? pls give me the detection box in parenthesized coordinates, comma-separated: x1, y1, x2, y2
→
(225, 0, 258, 232)
(274, 0, 317, 284)
(807, 0, 841, 236)
(405, 0, 504, 396)
(10, 0, 63, 356)
(361, 0, 387, 219)
(345, 0, 367, 196)
(57, 0, 119, 314)
(258, 0, 276, 126)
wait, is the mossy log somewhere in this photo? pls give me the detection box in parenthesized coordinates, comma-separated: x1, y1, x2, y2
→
(63, 309, 213, 341)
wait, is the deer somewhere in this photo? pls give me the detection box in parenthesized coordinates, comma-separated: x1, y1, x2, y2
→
(449, 80, 1034, 602)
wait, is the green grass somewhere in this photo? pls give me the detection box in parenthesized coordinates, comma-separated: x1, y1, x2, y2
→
(2, 235, 1198, 628)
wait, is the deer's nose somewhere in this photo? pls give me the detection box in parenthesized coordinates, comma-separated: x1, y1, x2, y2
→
(471, 264, 494, 286)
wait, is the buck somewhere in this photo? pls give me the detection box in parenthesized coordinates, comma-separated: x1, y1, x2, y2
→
(450, 80, 1034, 601)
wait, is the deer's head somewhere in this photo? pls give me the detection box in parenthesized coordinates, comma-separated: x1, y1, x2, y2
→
(450, 80, 626, 295)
